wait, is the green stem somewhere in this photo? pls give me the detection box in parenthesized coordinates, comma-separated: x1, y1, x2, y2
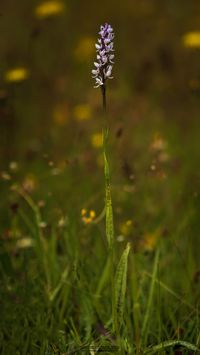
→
(101, 86, 117, 337)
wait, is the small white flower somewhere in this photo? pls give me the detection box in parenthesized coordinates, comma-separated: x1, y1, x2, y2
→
(92, 69, 98, 75)
(109, 54, 115, 63)
(100, 50, 106, 56)
(95, 43, 101, 49)
(104, 38, 111, 44)
(107, 26, 113, 33)
(106, 43, 114, 52)
(102, 56, 108, 63)
(94, 77, 104, 88)
(105, 65, 112, 78)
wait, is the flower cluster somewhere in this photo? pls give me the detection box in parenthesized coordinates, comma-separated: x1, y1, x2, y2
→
(81, 208, 96, 224)
(92, 23, 114, 88)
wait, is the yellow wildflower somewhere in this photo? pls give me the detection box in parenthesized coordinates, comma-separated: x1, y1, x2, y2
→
(81, 209, 96, 224)
(5, 67, 29, 83)
(16, 238, 34, 249)
(182, 31, 200, 48)
(120, 220, 133, 236)
(91, 133, 103, 148)
(81, 208, 87, 216)
(89, 210, 96, 219)
(35, 1, 65, 19)
(142, 229, 161, 251)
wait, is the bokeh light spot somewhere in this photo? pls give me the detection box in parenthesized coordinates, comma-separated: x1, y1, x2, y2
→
(182, 31, 200, 48)
(4, 67, 30, 83)
(53, 103, 69, 126)
(35, 1, 66, 19)
(91, 133, 103, 148)
(73, 104, 92, 121)
(74, 37, 95, 61)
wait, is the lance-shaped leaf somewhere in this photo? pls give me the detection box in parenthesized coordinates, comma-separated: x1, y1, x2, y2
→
(114, 243, 131, 328)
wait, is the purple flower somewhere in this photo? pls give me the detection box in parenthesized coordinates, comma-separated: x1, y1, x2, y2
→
(92, 23, 114, 88)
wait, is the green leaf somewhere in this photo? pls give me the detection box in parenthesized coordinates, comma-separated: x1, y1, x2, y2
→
(144, 340, 200, 354)
(114, 243, 131, 328)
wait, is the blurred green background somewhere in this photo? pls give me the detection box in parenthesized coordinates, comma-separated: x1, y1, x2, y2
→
(1, 0, 200, 353)
(1, 0, 200, 241)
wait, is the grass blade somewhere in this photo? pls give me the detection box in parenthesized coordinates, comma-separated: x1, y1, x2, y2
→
(141, 248, 160, 345)
(143, 340, 200, 354)
(114, 242, 131, 329)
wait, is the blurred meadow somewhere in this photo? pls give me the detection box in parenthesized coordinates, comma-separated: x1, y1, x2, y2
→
(1, 0, 200, 354)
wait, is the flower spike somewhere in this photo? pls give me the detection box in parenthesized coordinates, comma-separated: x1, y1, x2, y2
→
(92, 23, 114, 89)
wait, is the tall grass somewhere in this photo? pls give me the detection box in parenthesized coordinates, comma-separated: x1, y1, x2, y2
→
(1, 129, 200, 354)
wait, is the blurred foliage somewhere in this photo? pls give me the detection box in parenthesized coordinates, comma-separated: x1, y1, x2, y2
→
(1, 0, 200, 261)
(1, 0, 200, 352)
